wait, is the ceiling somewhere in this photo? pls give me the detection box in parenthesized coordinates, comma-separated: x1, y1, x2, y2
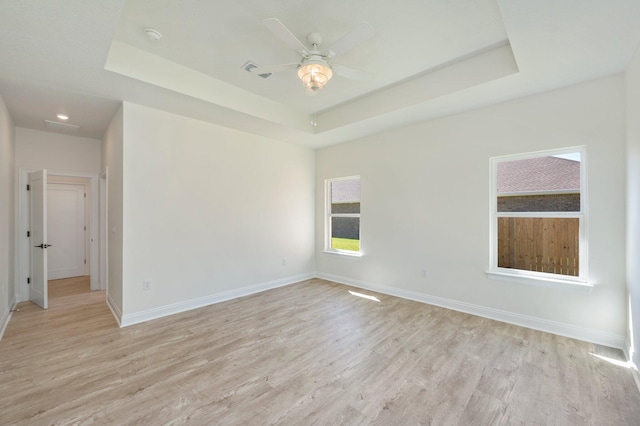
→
(1, 0, 639, 148)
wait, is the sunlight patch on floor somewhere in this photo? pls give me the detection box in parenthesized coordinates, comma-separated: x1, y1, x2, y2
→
(590, 353, 631, 369)
(348, 290, 380, 302)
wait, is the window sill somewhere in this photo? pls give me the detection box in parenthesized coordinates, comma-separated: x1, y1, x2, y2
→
(323, 250, 363, 258)
(485, 269, 594, 292)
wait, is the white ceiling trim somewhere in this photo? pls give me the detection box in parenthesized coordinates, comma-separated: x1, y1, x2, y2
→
(105, 39, 519, 140)
(105, 40, 312, 132)
(316, 42, 518, 133)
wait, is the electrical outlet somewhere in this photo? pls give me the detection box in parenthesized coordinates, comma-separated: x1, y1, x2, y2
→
(143, 280, 152, 291)
(282, 258, 287, 266)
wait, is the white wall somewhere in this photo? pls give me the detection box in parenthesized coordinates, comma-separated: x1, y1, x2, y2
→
(0, 93, 15, 336)
(102, 104, 124, 319)
(626, 47, 640, 375)
(119, 103, 315, 322)
(316, 74, 627, 346)
(15, 127, 101, 173)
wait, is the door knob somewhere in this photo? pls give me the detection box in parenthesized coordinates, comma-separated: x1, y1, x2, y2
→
(34, 244, 53, 249)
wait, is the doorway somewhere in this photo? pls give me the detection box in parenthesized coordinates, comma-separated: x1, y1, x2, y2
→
(17, 168, 101, 305)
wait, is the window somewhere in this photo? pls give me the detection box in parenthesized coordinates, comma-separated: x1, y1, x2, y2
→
(489, 148, 587, 284)
(326, 176, 361, 255)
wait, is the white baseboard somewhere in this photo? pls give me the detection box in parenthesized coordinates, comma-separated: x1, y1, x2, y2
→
(316, 272, 626, 350)
(631, 365, 640, 394)
(106, 293, 122, 327)
(119, 273, 315, 328)
(0, 297, 17, 342)
(624, 347, 640, 394)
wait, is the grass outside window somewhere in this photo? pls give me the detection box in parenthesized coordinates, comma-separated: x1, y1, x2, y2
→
(331, 237, 360, 252)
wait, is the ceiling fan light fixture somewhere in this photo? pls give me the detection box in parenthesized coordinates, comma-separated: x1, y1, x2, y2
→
(297, 60, 333, 92)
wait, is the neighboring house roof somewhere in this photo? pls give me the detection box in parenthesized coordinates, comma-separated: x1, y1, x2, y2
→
(331, 179, 361, 203)
(497, 156, 580, 194)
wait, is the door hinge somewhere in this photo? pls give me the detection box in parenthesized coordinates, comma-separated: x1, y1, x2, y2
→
(84, 259, 86, 264)
(27, 230, 30, 237)
(84, 226, 86, 231)
(26, 184, 30, 191)
(27, 277, 31, 284)
(84, 193, 86, 198)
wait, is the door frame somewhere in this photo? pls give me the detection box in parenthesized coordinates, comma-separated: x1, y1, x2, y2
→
(16, 168, 101, 302)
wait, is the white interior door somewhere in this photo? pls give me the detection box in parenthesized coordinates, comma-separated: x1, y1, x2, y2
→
(29, 170, 49, 309)
(48, 183, 86, 280)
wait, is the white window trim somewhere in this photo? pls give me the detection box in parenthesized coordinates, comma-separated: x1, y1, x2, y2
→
(324, 176, 362, 256)
(487, 146, 590, 288)
(485, 269, 593, 292)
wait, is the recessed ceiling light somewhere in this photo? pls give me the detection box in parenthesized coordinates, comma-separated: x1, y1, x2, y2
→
(144, 28, 162, 41)
(56, 113, 69, 120)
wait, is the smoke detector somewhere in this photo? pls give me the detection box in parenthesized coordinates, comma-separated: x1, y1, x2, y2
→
(144, 28, 162, 41)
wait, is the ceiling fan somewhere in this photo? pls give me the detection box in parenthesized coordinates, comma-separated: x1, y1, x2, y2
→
(249, 18, 375, 93)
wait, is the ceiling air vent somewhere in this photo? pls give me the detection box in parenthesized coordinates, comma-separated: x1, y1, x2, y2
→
(44, 120, 80, 134)
(242, 61, 272, 79)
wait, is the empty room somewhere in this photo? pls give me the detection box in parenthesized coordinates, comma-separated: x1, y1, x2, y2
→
(1, 0, 640, 424)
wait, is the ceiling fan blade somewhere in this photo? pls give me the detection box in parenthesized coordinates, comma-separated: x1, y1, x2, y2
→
(331, 64, 372, 80)
(263, 18, 309, 57)
(324, 22, 375, 58)
(249, 63, 299, 75)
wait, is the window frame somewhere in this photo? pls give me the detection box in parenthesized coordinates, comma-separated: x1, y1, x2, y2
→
(488, 147, 589, 287)
(324, 175, 362, 257)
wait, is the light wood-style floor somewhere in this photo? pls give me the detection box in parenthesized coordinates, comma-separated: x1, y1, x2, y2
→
(1, 277, 639, 425)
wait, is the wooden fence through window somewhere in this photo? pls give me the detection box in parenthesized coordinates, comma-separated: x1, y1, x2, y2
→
(497, 217, 579, 276)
